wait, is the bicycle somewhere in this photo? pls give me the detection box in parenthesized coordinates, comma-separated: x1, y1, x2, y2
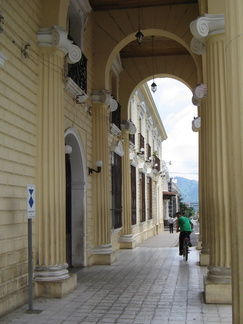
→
(183, 235, 190, 261)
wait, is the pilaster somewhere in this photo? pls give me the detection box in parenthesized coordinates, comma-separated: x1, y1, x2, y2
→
(225, 1, 243, 321)
(91, 90, 115, 264)
(190, 14, 231, 303)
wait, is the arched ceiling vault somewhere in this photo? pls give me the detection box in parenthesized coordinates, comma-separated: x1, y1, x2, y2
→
(89, 0, 201, 116)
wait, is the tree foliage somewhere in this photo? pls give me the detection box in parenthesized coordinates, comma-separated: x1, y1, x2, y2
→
(179, 198, 194, 218)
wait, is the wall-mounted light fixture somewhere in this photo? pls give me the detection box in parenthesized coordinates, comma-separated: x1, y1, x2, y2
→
(65, 144, 72, 155)
(135, 1, 144, 45)
(146, 156, 153, 163)
(159, 171, 166, 178)
(137, 148, 145, 155)
(88, 160, 102, 175)
(151, 36, 157, 93)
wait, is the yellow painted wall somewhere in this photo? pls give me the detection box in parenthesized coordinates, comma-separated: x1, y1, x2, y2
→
(0, 0, 41, 315)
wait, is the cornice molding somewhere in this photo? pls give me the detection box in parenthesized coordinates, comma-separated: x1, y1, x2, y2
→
(37, 25, 81, 64)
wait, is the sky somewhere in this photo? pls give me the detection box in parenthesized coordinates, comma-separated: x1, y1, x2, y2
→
(148, 78, 199, 181)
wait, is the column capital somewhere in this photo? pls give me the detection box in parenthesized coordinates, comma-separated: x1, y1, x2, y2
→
(192, 83, 207, 105)
(190, 37, 206, 55)
(190, 14, 225, 39)
(37, 25, 81, 64)
(91, 90, 118, 112)
(190, 14, 225, 55)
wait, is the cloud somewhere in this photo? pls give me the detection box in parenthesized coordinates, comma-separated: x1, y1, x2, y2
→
(149, 78, 199, 181)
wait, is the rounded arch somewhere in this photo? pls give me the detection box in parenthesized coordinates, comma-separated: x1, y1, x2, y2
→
(105, 29, 202, 90)
(64, 128, 87, 267)
(126, 74, 193, 122)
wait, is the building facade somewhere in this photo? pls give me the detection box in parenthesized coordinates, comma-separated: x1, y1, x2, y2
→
(1, 1, 243, 323)
(0, 0, 166, 314)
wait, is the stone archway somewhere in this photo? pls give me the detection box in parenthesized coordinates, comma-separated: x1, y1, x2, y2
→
(65, 128, 87, 267)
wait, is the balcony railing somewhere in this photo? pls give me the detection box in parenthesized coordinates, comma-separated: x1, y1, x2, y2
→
(68, 53, 87, 93)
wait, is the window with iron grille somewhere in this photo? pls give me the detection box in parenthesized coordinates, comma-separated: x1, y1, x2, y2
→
(111, 103, 121, 129)
(131, 165, 137, 225)
(141, 173, 146, 222)
(129, 134, 135, 145)
(147, 144, 151, 159)
(148, 177, 152, 220)
(154, 155, 160, 172)
(139, 133, 144, 151)
(111, 153, 122, 229)
(68, 53, 87, 93)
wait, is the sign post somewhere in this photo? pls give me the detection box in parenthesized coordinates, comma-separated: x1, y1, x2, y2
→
(26, 185, 41, 314)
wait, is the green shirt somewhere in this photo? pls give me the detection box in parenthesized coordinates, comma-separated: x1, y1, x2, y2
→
(178, 216, 192, 232)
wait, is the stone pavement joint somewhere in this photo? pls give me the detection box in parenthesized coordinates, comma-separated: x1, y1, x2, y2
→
(0, 232, 232, 324)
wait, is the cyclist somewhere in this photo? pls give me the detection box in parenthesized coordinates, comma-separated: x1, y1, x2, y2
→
(176, 212, 193, 255)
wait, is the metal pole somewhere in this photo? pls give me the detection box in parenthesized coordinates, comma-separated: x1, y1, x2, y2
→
(28, 218, 33, 311)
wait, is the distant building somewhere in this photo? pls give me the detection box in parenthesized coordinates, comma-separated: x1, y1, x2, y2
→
(162, 162, 180, 225)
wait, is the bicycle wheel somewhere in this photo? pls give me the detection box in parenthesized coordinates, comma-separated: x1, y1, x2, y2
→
(183, 239, 188, 261)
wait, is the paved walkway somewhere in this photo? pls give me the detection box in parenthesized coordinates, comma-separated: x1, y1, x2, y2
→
(0, 232, 232, 324)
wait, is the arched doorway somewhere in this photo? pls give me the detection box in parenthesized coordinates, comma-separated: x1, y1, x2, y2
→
(65, 128, 87, 267)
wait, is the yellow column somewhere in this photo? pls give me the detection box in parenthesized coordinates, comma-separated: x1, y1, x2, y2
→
(198, 99, 210, 266)
(204, 33, 231, 303)
(91, 91, 114, 264)
(225, 1, 243, 321)
(34, 26, 80, 297)
(191, 14, 231, 303)
(119, 131, 134, 249)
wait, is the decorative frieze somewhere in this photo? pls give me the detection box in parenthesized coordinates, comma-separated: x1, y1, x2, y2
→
(37, 25, 81, 64)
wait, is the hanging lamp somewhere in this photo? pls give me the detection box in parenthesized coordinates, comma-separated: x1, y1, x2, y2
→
(135, 0, 144, 45)
(151, 36, 157, 93)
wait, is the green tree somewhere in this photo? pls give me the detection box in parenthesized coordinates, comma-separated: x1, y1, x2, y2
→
(179, 198, 194, 218)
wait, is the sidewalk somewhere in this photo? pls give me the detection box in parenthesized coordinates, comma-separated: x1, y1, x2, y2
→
(0, 232, 232, 324)
(138, 230, 179, 248)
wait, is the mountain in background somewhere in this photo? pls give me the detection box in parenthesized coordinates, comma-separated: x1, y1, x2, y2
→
(174, 176, 198, 203)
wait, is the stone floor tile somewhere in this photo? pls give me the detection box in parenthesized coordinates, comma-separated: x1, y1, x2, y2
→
(0, 244, 232, 324)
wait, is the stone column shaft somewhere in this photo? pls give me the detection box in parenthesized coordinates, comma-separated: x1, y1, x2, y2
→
(225, 1, 243, 321)
(35, 47, 68, 281)
(199, 100, 210, 265)
(119, 131, 134, 248)
(203, 33, 231, 303)
(91, 92, 115, 264)
(92, 102, 111, 246)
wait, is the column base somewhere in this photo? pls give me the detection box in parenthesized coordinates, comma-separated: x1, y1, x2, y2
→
(197, 240, 202, 250)
(35, 273, 77, 298)
(119, 235, 136, 249)
(204, 276, 232, 304)
(200, 252, 209, 266)
(92, 244, 116, 265)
